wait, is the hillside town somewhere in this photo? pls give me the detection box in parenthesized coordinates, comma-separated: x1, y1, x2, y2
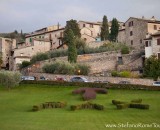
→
(0, 16, 160, 75)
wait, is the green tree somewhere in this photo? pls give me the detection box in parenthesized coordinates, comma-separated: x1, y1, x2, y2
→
(110, 18, 119, 42)
(67, 29, 77, 63)
(143, 55, 160, 80)
(100, 15, 109, 41)
(64, 19, 81, 44)
(19, 61, 31, 69)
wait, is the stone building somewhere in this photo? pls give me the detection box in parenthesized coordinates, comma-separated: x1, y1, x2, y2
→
(144, 31, 160, 59)
(0, 37, 16, 69)
(118, 16, 160, 49)
(78, 21, 102, 43)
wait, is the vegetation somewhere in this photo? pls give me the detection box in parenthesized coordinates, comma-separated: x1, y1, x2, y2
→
(42, 61, 90, 75)
(19, 61, 31, 69)
(109, 18, 119, 42)
(100, 15, 109, 41)
(30, 52, 49, 63)
(143, 55, 160, 80)
(111, 70, 131, 78)
(0, 84, 159, 130)
(0, 30, 26, 42)
(49, 49, 68, 58)
(63, 19, 81, 45)
(67, 29, 77, 63)
(0, 70, 21, 89)
(121, 44, 130, 54)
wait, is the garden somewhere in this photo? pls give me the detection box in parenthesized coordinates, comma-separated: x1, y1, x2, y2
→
(0, 83, 160, 130)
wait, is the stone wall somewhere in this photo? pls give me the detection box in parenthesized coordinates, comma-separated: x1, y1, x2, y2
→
(22, 50, 143, 75)
(29, 72, 153, 86)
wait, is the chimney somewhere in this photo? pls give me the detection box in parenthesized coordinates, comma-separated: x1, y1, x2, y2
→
(150, 16, 156, 21)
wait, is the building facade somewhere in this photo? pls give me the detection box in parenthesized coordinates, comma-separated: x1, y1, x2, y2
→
(118, 17, 160, 49)
(0, 37, 16, 69)
(144, 31, 160, 59)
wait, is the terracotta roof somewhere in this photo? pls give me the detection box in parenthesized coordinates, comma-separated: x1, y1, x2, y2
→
(125, 17, 160, 24)
(79, 21, 102, 25)
(25, 28, 65, 38)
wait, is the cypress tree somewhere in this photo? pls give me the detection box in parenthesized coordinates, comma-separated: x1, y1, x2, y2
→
(100, 15, 109, 41)
(64, 19, 81, 45)
(67, 29, 77, 63)
(110, 18, 119, 42)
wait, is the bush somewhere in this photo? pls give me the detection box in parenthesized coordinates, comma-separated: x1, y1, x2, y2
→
(119, 71, 131, 78)
(70, 102, 104, 111)
(116, 103, 130, 109)
(42, 61, 90, 75)
(129, 103, 149, 109)
(31, 52, 49, 63)
(19, 61, 31, 69)
(32, 101, 67, 111)
(112, 100, 126, 105)
(49, 49, 68, 58)
(121, 45, 129, 54)
(0, 70, 21, 89)
(111, 71, 119, 77)
(131, 99, 142, 103)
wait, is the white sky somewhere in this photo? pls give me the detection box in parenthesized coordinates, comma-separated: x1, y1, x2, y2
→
(0, 0, 160, 33)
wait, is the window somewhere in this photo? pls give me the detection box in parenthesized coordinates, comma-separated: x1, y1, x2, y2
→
(157, 38, 160, 45)
(128, 21, 133, 27)
(83, 24, 86, 27)
(154, 25, 157, 30)
(145, 41, 148, 47)
(130, 31, 133, 36)
(149, 41, 151, 46)
(29, 38, 32, 43)
(90, 24, 93, 28)
(131, 40, 133, 45)
(140, 39, 142, 44)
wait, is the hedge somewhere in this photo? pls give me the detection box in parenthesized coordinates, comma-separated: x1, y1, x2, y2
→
(20, 80, 160, 91)
(70, 102, 104, 111)
(32, 101, 67, 111)
(129, 103, 149, 109)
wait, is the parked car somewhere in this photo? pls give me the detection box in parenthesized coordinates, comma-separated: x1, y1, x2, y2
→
(55, 77, 67, 81)
(21, 76, 35, 80)
(39, 76, 46, 80)
(94, 80, 110, 83)
(153, 81, 160, 86)
(70, 77, 88, 82)
(118, 81, 130, 84)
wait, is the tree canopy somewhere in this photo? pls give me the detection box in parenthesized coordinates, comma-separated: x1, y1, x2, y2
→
(67, 29, 77, 63)
(100, 15, 109, 41)
(109, 18, 119, 42)
(143, 55, 160, 80)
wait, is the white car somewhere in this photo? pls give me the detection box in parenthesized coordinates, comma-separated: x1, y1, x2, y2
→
(153, 81, 160, 86)
(21, 76, 35, 80)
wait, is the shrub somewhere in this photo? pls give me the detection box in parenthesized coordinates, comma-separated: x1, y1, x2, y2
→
(116, 103, 130, 109)
(19, 61, 31, 69)
(129, 103, 149, 109)
(70, 102, 104, 111)
(49, 49, 68, 58)
(31, 52, 49, 63)
(119, 71, 131, 78)
(111, 71, 119, 77)
(0, 70, 21, 89)
(42, 61, 90, 75)
(131, 99, 142, 103)
(72, 87, 107, 101)
(33, 101, 67, 111)
(121, 45, 129, 54)
(112, 100, 126, 105)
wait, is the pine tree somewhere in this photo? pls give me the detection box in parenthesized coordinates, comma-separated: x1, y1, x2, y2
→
(100, 15, 109, 41)
(110, 18, 119, 42)
(67, 29, 77, 63)
(64, 19, 81, 45)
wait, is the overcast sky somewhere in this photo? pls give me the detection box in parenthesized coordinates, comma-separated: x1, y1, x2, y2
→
(0, 0, 160, 33)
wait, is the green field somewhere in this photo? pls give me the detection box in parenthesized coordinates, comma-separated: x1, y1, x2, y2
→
(0, 84, 160, 130)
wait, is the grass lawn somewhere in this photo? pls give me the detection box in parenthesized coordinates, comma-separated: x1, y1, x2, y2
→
(0, 84, 160, 130)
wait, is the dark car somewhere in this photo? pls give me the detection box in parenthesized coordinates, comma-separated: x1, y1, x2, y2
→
(118, 81, 130, 84)
(39, 76, 46, 80)
(70, 77, 88, 82)
(55, 77, 67, 81)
